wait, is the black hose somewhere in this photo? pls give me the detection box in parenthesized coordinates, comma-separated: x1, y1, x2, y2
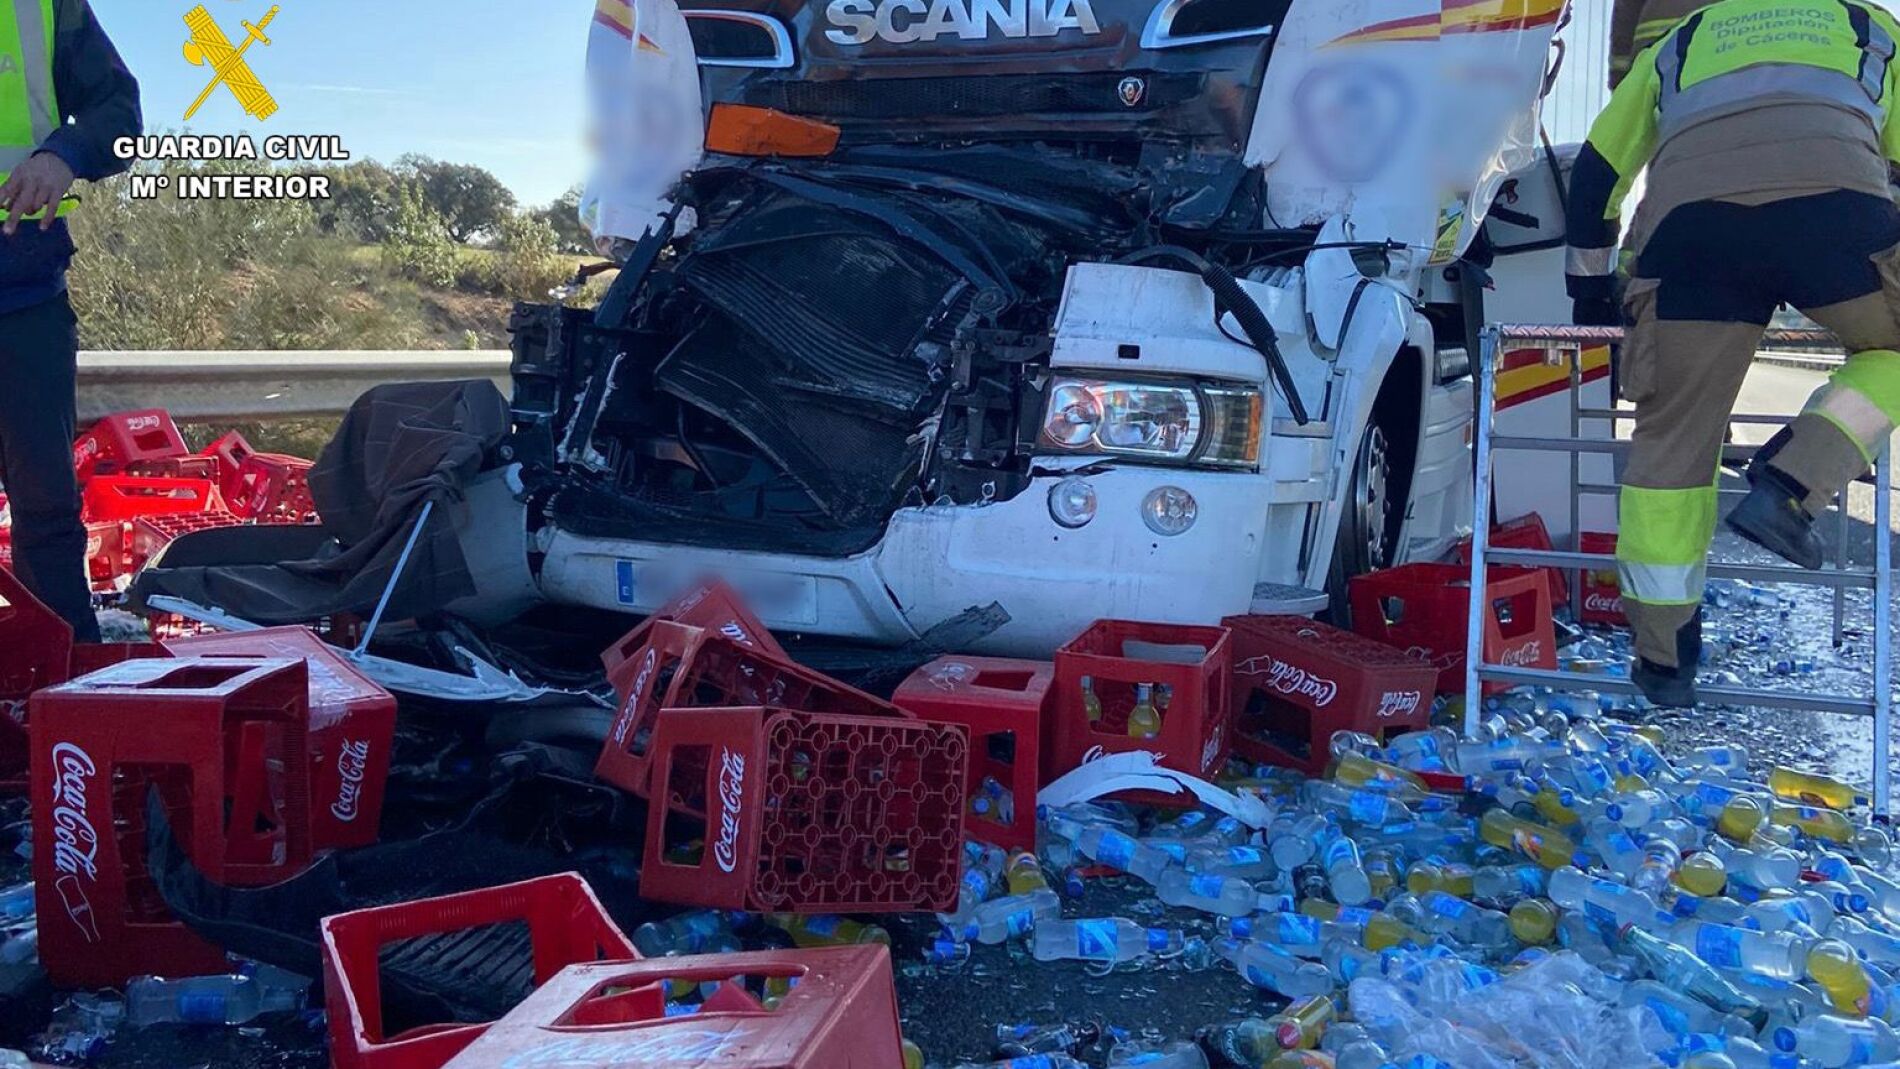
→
(1116, 245, 1311, 425)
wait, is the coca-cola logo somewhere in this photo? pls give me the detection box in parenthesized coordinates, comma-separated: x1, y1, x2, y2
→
(612, 648, 659, 746)
(1377, 691, 1423, 719)
(331, 739, 370, 823)
(48, 742, 102, 943)
(713, 748, 746, 874)
(74, 438, 99, 461)
(1081, 743, 1167, 765)
(1236, 654, 1339, 707)
(719, 621, 751, 645)
(1584, 591, 1623, 614)
(1496, 641, 1544, 667)
(927, 661, 976, 692)
(125, 415, 163, 433)
(501, 1031, 741, 1067)
(1201, 723, 1226, 772)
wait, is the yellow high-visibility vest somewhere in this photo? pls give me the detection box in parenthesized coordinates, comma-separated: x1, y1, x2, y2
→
(0, 0, 77, 221)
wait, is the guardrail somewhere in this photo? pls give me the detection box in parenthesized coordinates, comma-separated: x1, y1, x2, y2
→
(75, 350, 513, 424)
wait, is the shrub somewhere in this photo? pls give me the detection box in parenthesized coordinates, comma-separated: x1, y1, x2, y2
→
(380, 187, 460, 288)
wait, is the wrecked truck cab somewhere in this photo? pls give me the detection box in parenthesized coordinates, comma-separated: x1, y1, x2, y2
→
(500, 0, 1567, 655)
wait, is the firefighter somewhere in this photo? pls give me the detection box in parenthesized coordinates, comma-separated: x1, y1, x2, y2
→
(0, 0, 139, 642)
(1610, 0, 1708, 89)
(1566, 0, 1900, 708)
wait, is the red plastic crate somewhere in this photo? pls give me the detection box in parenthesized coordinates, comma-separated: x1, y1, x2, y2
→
(201, 430, 257, 507)
(601, 579, 790, 674)
(441, 946, 902, 1069)
(233, 453, 318, 524)
(893, 656, 1053, 853)
(1348, 563, 1556, 696)
(641, 706, 966, 914)
(1456, 512, 1569, 610)
(1579, 532, 1626, 626)
(130, 510, 250, 571)
(165, 627, 398, 851)
(72, 409, 188, 481)
(0, 568, 73, 793)
(597, 620, 901, 798)
(321, 873, 640, 1069)
(31, 657, 314, 989)
(82, 474, 222, 524)
(97, 455, 224, 482)
(1221, 615, 1439, 776)
(85, 520, 128, 588)
(1049, 620, 1234, 786)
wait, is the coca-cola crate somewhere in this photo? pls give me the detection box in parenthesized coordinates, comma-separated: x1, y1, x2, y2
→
(130, 510, 250, 571)
(31, 657, 313, 989)
(597, 620, 900, 798)
(321, 873, 640, 1069)
(166, 627, 398, 851)
(201, 431, 256, 507)
(893, 657, 1053, 853)
(1456, 512, 1569, 610)
(441, 945, 902, 1069)
(82, 474, 221, 524)
(1049, 620, 1234, 785)
(601, 579, 790, 674)
(84, 520, 128, 588)
(1348, 563, 1555, 696)
(1221, 615, 1438, 776)
(96, 455, 223, 482)
(72, 409, 188, 481)
(1579, 532, 1626, 626)
(0, 568, 74, 793)
(641, 706, 966, 914)
(233, 453, 318, 524)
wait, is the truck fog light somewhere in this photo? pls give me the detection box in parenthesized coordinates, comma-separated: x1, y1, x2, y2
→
(1141, 486, 1198, 536)
(1048, 478, 1097, 529)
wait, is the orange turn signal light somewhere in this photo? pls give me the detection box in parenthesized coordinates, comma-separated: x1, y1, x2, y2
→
(706, 104, 841, 158)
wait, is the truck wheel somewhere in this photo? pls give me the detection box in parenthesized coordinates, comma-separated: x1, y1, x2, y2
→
(1325, 422, 1396, 625)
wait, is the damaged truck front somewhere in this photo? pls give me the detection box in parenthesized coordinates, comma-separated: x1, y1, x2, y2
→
(492, 0, 1569, 655)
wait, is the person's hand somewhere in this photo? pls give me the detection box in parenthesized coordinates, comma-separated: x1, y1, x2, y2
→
(0, 152, 76, 236)
(1572, 296, 1623, 327)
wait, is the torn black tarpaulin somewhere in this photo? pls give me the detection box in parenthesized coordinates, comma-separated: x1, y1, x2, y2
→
(129, 380, 512, 626)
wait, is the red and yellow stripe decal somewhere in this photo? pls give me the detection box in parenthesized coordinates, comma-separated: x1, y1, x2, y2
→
(594, 0, 667, 52)
(1330, 0, 1567, 46)
(1495, 344, 1611, 411)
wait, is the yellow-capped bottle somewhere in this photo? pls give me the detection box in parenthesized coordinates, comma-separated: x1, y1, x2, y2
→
(902, 1040, 925, 1069)
(1480, 809, 1583, 870)
(1808, 938, 1876, 1017)
(1265, 995, 1335, 1050)
(1769, 801, 1855, 844)
(1128, 683, 1161, 740)
(1005, 851, 1051, 895)
(1508, 898, 1558, 945)
(1081, 675, 1102, 725)
(1407, 861, 1476, 898)
(1674, 851, 1728, 897)
(1769, 767, 1870, 811)
(766, 913, 890, 948)
(1531, 785, 1583, 828)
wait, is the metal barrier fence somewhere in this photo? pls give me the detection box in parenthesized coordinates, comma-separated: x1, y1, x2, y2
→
(75, 350, 512, 423)
(1464, 324, 1896, 815)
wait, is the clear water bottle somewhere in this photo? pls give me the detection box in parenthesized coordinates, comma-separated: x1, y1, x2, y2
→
(1305, 780, 1413, 825)
(1548, 866, 1673, 931)
(125, 975, 269, 1027)
(1320, 830, 1372, 906)
(1269, 813, 1327, 871)
(1413, 890, 1511, 947)
(1215, 938, 1334, 997)
(1106, 1040, 1208, 1068)
(1054, 820, 1173, 885)
(1032, 918, 1180, 965)
(632, 910, 734, 957)
(1155, 868, 1265, 917)
(1186, 843, 1276, 881)
(0, 882, 31, 922)
(1772, 1014, 1900, 1068)
(1671, 920, 1808, 982)
(1472, 863, 1547, 904)
(957, 890, 1062, 945)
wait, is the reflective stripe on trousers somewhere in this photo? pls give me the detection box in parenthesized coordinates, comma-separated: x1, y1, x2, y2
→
(1617, 483, 1718, 606)
(1806, 349, 1900, 464)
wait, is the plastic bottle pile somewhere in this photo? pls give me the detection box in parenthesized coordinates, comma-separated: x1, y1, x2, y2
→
(927, 682, 1900, 1069)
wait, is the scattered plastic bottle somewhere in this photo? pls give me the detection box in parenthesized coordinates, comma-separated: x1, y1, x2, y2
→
(1107, 1040, 1209, 1068)
(956, 890, 1062, 945)
(1033, 918, 1182, 965)
(1156, 868, 1266, 918)
(768, 913, 890, 948)
(125, 975, 274, 1027)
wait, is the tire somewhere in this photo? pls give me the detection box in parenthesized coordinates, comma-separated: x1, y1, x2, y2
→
(1324, 420, 1398, 625)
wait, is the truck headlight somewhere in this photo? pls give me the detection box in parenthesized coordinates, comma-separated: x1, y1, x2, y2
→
(1037, 377, 1262, 469)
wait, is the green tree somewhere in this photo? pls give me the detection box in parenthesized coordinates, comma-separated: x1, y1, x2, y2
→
(320, 159, 408, 241)
(534, 185, 592, 255)
(381, 186, 460, 288)
(396, 154, 517, 243)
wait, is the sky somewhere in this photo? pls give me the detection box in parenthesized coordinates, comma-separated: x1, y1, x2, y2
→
(93, 0, 598, 207)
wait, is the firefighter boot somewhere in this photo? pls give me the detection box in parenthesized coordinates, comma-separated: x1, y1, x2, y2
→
(1726, 436, 1826, 570)
(1631, 608, 1700, 709)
